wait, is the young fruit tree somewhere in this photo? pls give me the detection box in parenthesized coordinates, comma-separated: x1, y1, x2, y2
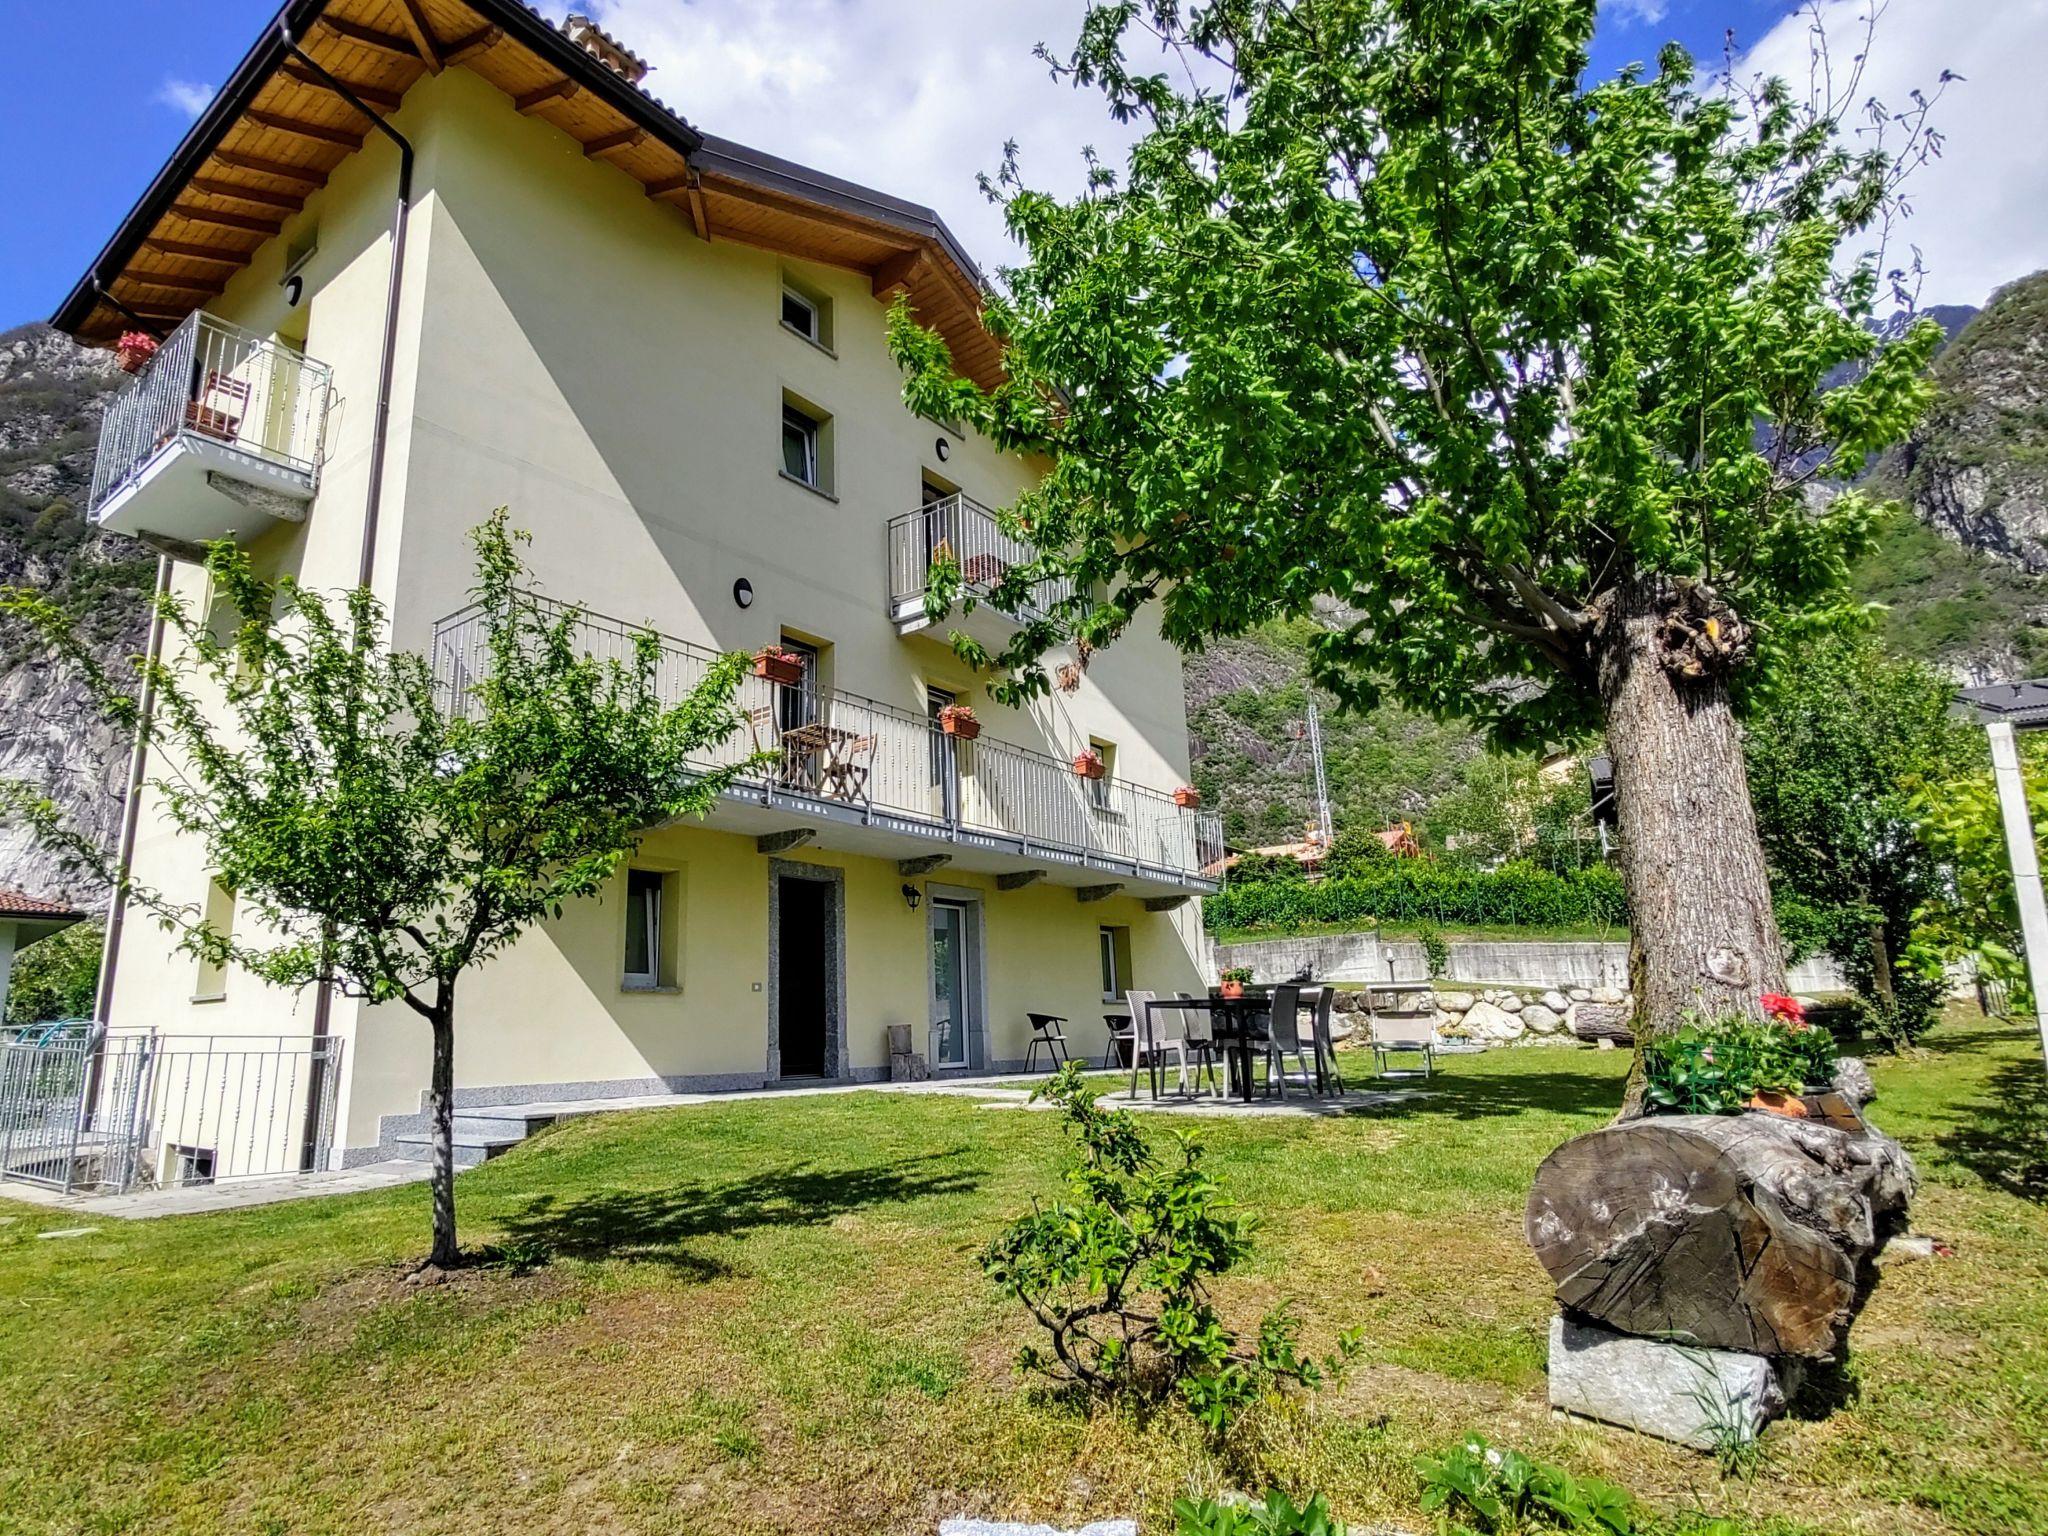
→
(892, 0, 1944, 1098)
(0, 513, 750, 1269)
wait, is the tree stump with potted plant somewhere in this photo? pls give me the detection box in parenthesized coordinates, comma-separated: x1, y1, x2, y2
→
(1525, 995, 1915, 1447)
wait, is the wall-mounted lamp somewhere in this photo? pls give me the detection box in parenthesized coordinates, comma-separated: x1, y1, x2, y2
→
(901, 883, 922, 912)
(733, 577, 754, 609)
(934, 437, 950, 462)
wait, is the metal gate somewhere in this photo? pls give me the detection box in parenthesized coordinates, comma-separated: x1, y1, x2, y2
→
(0, 1027, 344, 1195)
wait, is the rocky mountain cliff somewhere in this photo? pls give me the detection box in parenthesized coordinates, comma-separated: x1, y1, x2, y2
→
(0, 325, 153, 908)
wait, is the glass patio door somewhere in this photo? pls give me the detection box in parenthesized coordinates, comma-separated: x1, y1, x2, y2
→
(929, 899, 973, 1068)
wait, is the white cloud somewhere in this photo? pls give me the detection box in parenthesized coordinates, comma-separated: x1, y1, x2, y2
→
(153, 77, 215, 119)
(562, 0, 2046, 310)
(1738, 0, 2048, 307)
(1604, 0, 1670, 25)
(565, 0, 1144, 279)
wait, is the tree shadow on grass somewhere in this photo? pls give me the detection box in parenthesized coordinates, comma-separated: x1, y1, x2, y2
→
(1929, 1056, 2048, 1203)
(494, 1148, 985, 1278)
(1342, 1059, 1623, 1124)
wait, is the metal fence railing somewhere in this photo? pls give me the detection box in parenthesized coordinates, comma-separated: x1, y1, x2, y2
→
(431, 597, 1224, 889)
(0, 1027, 344, 1195)
(886, 493, 1075, 623)
(89, 311, 332, 518)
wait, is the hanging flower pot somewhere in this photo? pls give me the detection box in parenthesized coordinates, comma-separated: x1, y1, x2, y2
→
(937, 704, 980, 740)
(1072, 750, 1105, 780)
(752, 647, 806, 687)
(1172, 785, 1202, 808)
(1055, 661, 1083, 694)
(116, 331, 160, 374)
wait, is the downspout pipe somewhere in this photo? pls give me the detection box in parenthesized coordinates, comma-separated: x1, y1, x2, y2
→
(279, 28, 416, 1162)
(279, 25, 414, 587)
(92, 555, 172, 1029)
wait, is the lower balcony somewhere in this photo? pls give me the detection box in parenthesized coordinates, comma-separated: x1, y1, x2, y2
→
(432, 600, 1223, 899)
(88, 312, 330, 553)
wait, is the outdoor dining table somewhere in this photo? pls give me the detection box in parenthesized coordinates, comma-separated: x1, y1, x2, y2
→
(1146, 993, 1275, 1103)
(777, 722, 872, 805)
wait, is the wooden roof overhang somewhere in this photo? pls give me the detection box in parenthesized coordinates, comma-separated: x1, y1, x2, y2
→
(52, 0, 1003, 389)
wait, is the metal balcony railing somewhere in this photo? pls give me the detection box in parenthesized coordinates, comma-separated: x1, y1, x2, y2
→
(431, 597, 1223, 890)
(886, 493, 1075, 625)
(88, 312, 332, 516)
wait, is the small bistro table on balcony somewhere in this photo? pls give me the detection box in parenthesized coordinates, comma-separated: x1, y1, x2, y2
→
(778, 722, 873, 806)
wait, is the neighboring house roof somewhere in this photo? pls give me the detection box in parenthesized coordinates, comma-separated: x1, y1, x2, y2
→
(0, 890, 85, 921)
(51, 0, 1002, 387)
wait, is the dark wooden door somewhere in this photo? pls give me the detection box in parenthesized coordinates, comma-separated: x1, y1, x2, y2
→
(777, 877, 829, 1077)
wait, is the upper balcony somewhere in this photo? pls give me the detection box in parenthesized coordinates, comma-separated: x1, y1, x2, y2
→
(432, 598, 1223, 899)
(886, 493, 1075, 647)
(88, 313, 331, 552)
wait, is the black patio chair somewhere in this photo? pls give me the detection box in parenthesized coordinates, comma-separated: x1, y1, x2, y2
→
(1025, 1012, 1072, 1071)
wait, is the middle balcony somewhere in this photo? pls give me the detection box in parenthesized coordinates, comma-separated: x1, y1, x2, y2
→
(886, 493, 1075, 648)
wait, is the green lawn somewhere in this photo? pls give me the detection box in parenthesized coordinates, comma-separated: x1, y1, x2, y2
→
(2, 1012, 2043, 1535)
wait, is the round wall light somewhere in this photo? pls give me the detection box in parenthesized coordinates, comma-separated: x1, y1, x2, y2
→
(733, 577, 754, 609)
(934, 437, 950, 462)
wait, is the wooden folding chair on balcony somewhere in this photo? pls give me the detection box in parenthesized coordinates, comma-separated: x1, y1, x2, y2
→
(187, 370, 249, 443)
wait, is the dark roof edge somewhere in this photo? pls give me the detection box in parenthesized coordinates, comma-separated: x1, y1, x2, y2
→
(51, 0, 710, 335)
(691, 134, 990, 293)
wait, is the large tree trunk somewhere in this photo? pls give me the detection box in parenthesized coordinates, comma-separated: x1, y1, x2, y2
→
(427, 987, 460, 1270)
(1526, 1108, 1915, 1359)
(1596, 577, 1785, 1112)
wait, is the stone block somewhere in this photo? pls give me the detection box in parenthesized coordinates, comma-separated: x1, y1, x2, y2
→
(890, 1051, 931, 1083)
(1547, 1314, 1795, 1451)
(1521, 1003, 1564, 1034)
(1591, 984, 1626, 1004)
(1543, 989, 1571, 1013)
(1497, 992, 1525, 1013)
(1434, 990, 1476, 1013)
(1461, 1000, 1525, 1040)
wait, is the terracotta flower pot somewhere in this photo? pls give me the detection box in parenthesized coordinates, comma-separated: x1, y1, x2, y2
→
(1073, 753, 1106, 780)
(939, 709, 980, 740)
(1748, 1089, 1809, 1119)
(1172, 786, 1202, 808)
(753, 650, 805, 687)
(116, 332, 160, 374)
(1219, 980, 1245, 999)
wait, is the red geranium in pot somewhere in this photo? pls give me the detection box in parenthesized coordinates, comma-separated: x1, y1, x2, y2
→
(115, 331, 160, 374)
(937, 703, 980, 740)
(1072, 749, 1106, 780)
(1172, 785, 1202, 808)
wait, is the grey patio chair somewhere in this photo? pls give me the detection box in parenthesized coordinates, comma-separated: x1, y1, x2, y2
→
(1306, 986, 1345, 1094)
(1114, 989, 1155, 1082)
(1177, 991, 1222, 1098)
(1263, 984, 1318, 1099)
(1125, 990, 1194, 1098)
(1370, 1008, 1435, 1078)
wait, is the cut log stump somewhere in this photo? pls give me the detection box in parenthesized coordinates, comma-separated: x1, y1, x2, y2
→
(1526, 1110, 1915, 1359)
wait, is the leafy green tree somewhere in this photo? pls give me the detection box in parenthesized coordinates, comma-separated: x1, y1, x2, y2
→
(1744, 631, 1968, 1047)
(891, 0, 1941, 1081)
(3, 919, 101, 1026)
(0, 514, 750, 1269)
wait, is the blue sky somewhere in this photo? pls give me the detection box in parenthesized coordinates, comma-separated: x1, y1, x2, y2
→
(1, 0, 2037, 327)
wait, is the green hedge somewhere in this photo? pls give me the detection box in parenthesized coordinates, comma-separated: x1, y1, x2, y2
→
(1204, 860, 1626, 933)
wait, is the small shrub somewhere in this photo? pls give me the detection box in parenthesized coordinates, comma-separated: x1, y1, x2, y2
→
(1204, 860, 1625, 935)
(1417, 1435, 1635, 1534)
(983, 1064, 1357, 1433)
(1417, 922, 1450, 978)
(1221, 966, 1256, 986)
(1642, 1014, 1837, 1116)
(1176, 1490, 1347, 1535)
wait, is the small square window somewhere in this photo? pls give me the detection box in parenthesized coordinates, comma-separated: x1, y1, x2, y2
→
(781, 287, 819, 342)
(782, 403, 821, 487)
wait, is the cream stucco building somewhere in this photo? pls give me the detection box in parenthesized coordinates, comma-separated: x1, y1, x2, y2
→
(54, 1, 1220, 1170)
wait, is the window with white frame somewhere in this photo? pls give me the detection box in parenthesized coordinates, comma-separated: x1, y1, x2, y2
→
(623, 868, 664, 988)
(1099, 925, 1132, 1002)
(781, 286, 820, 343)
(781, 401, 824, 489)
